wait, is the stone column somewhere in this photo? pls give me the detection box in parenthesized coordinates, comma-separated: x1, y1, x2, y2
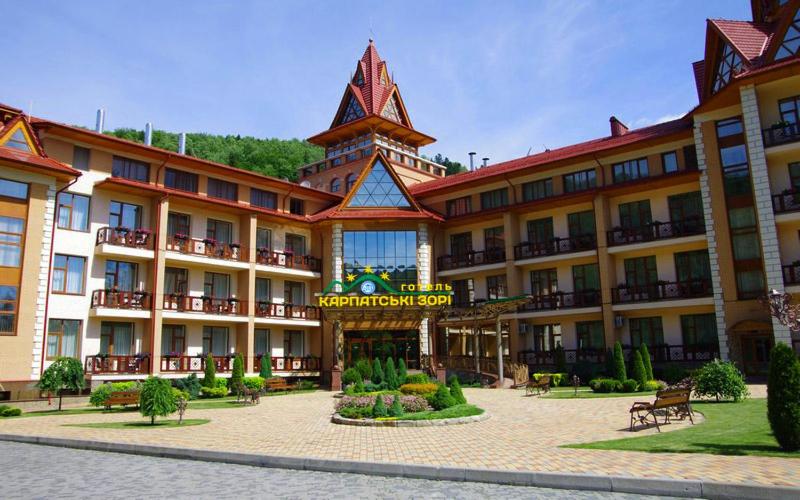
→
(418, 223, 431, 356)
(332, 223, 343, 291)
(31, 182, 56, 379)
(740, 84, 792, 346)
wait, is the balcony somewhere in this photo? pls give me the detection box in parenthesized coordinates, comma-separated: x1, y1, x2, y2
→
(772, 189, 800, 215)
(607, 217, 705, 247)
(763, 122, 800, 149)
(783, 262, 800, 286)
(519, 290, 601, 313)
(254, 355, 321, 373)
(166, 236, 247, 268)
(160, 354, 234, 373)
(611, 280, 712, 304)
(163, 295, 248, 317)
(96, 227, 154, 260)
(514, 234, 596, 261)
(437, 248, 506, 272)
(254, 302, 321, 322)
(255, 248, 322, 274)
(90, 289, 152, 319)
(85, 354, 150, 375)
(517, 344, 719, 367)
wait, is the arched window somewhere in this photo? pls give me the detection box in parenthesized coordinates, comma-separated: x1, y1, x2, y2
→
(345, 173, 356, 193)
(330, 177, 341, 193)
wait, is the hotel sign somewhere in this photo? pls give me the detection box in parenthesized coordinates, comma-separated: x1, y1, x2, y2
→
(318, 266, 452, 308)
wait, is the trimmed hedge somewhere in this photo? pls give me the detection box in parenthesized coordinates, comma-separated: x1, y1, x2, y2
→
(242, 377, 265, 391)
(89, 381, 141, 407)
(400, 383, 438, 396)
(621, 379, 639, 392)
(448, 376, 467, 405)
(0, 405, 22, 417)
(428, 384, 456, 410)
(589, 378, 623, 393)
(768, 343, 800, 451)
(342, 368, 362, 386)
(200, 386, 228, 398)
(533, 372, 568, 387)
(404, 373, 430, 384)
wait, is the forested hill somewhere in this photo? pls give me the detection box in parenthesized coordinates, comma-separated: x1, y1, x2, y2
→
(105, 128, 323, 181)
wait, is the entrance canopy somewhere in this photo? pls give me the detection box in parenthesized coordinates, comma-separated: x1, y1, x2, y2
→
(322, 304, 446, 330)
(438, 295, 532, 325)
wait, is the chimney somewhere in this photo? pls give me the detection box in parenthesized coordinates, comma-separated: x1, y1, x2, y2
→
(95, 109, 105, 133)
(610, 116, 628, 137)
(468, 152, 476, 171)
(144, 122, 153, 146)
(178, 132, 186, 154)
(482, 157, 489, 168)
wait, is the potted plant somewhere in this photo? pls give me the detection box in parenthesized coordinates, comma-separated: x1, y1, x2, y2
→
(771, 120, 791, 130)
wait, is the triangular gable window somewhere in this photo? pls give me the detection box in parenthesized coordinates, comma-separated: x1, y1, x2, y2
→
(712, 42, 744, 94)
(776, 8, 800, 60)
(380, 67, 388, 86)
(1, 128, 32, 152)
(348, 160, 410, 207)
(340, 94, 365, 124)
(353, 67, 364, 86)
(381, 94, 402, 123)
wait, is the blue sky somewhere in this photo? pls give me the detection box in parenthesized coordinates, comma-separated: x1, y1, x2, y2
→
(5, 1, 750, 166)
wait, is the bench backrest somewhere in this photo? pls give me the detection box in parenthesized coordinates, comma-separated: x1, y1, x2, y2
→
(652, 389, 690, 409)
(266, 378, 287, 386)
(538, 376, 551, 385)
(107, 391, 139, 402)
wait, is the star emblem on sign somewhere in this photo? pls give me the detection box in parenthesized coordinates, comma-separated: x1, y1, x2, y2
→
(379, 271, 391, 281)
(346, 273, 356, 282)
(363, 265, 374, 274)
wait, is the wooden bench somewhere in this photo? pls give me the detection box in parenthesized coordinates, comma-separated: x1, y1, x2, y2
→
(104, 391, 140, 410)
(265, 377, 295, 392)
(629, 388, 694, 432)
(525, 376, 551, 396)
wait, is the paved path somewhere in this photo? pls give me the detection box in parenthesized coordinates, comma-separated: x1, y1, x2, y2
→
(0, 442, 667, 499)
(0, 386, 795, 487)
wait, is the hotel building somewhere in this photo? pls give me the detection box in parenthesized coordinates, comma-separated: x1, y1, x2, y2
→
(1, 0, 799, 397)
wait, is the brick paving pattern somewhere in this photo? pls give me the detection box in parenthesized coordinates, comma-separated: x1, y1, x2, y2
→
(1, 386, 796, 487)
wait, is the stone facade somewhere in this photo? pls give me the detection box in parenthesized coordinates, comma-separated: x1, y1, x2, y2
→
(31, 183, 56, 378)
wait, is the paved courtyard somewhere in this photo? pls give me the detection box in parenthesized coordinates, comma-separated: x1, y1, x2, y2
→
(0, 386, 796, 487)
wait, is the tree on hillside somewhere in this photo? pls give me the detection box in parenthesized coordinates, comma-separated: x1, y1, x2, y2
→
(432, 153, 468, 176)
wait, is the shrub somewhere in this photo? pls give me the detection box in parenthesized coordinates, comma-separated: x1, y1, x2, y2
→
(37, 357, 85, 411)
(399, 395, 430, 412)
(397, 358, 408, 385)
(342, 368, 362, 386)
(372, 395, 388, 417)
(214, 378, 228, 390)
(400, 383, 438, 396)
(533, 373, 568, 387)
(89, 381, 139, 407)
(172, 374, 201, 400)
(229, 354, 244, 394)
(639, 343, 654, 381)
(172, 388, 190, 403)
(621, 379, 639, 392)
(384, 358, 399, 390)
(338, 406, 373, 419)
(259, 356, 272, 379)
(632, 351, 647, 390)
(768, 343, 800, 451)
(405, 373, 430, 384)
(372, 358, 384, 385)
(613, 342, 626, 383)
(353, 379, 365, 393)
(335, 394, 429, 414)
(428, 384, 456, 410)
(643, 380, 666, 392)
(354, 359, 372, 381)
(694, 359, 749, 402)
(202, 354, 216, 388)
(364, 381, 387, 392)
(448, 376, 467, 404)
(0, 406, 22, 417)
(297, 380, 316, 391)
(243, 377, 265, 391)
(589, 378, 622, 393)
(389, 396, 404, 417)
(199, 386, 228, 398)
(554, 343, 566, 373)
(140, 377, 177, 425)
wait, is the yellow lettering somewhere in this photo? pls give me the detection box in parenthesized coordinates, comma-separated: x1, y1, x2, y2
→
(379, 296, 389, 307)
(434, 284, 442, 291)
(390, 296, 400, 306)
(445, 284, 452, 291)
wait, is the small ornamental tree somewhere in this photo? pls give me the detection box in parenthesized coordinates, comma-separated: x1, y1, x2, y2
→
(768, 343, 800, 451)
(554, 343, 567, 374)
(384, 358, 399, 390)
(140, 376, 177, 425)
(355, 359, 372, 381)
(202, 354, 216, 388)
(429, 384, 456, 410)
(397, 358, 408, 385)
(372, 395, 388, 417)
(639, 343, 654, 381)
(259, 356, 272, 379)
(372, 358, 384, 386)
(694, 359, 749, 402)
(448, 375, 467, 404)
(389, 396, 404, 417)
(613, 342, 627, 383)
(632, 351, 648, 390)
(604, 348, 616, 378)
(229, 354, 244, 395)
(342, 368, 362, 387)
(37, 357, 85, 411)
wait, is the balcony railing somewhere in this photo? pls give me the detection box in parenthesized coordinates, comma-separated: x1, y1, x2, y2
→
(783, 262, 800, 285)
(517, 344, 719, 366)
(160, 355, 234, 373)
(166, 236, 246, 262)
(85, 354, 150, 375)
(607, 217, 705, 246)
(437, 248, 505, 271)
(254, 302, 321, 320)
(763, 122, 800, 148)
(519, 290, 601, 312)
(163, 295, 247, 315)
(772, 189, 800, 214)
(96, 226, 153, 250)
(514, 234, 596, 260)
(254, 355, 321, 373)
(91, 289, 152, 310)
(611, 280, 712, 304)
(256, 249, 321, 272)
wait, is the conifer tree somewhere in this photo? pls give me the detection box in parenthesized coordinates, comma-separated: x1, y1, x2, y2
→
(639, 343, 654, 381)
(613, 342, 627, 382)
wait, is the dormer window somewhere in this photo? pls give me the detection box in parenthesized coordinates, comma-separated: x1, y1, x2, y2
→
(775, 8, 800, 60)
(353, 67, 364, 86)
(712, 43, 744, 94)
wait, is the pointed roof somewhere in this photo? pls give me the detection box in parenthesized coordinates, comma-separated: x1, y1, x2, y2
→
(709, 19, 772, 63)
(0, 115, 80, 179)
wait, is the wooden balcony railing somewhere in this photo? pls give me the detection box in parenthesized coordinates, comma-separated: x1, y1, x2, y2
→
(255, 249, 321, 272)
(166, 236, 246, 262)
(254, 355, 321, 373)
(160, 355, 234, 373)
(163, 295, 247, 315)
(91, 289, 152, 310)
(783, 262, 800, 285)
(85, 354, 150, 375)
(96, 226, 153, 249)
(517, 344, 719, 366)
(254, 302, 321, 320)
(772, 189, 800, 214)
(763, 122, 800, 148)
(514, 234, 596, 260)
(611, 280, 712, 304)
(437, 248, 505, 271)
(519, 290, 601, 312)
(607, 217, 705, 246)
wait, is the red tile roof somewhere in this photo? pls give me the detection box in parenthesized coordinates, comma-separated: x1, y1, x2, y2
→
(409, 117, 692, 195)
(692, 60, 706, 101)
(0, 145, 81, 176)
(709, 19, 772, 62)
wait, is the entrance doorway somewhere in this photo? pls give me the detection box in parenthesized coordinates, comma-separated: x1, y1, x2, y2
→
(345, 330, 420, 369)
(741, 334, 773, 376)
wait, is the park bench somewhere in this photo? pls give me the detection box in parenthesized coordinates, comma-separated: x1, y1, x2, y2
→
(265, 377, 295, 392)
(105, 391, 140, 410)
(629, 388, 694, 432)
(524, 375, 551, 396)
(232, 383, 261, 405)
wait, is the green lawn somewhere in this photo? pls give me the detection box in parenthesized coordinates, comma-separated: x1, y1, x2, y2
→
(64, 418, 209, 429)
(543, 388, 658, 399)
(565, 398, 799, 458)
(386, 404, 484, 421)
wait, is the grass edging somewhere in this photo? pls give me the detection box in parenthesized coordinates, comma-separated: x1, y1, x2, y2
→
(63, 418, 210, 429)
(332, 405, 487, 427)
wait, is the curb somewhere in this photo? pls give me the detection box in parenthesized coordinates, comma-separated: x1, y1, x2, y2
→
(1, 433, 798, 499)
(331, 411, 490, 427)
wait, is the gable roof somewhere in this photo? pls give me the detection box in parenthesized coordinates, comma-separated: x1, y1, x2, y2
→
(0, 115, 80, 179)
(709, 19, 773, 63)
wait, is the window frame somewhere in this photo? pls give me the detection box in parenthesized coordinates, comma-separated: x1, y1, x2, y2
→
(111, 156, 150, 183)
(72, 146, 90, 171)
(629, 317, 664, 348)
(108, 200, 142, 230)
(522, 178, 553, 202)
(164, 168, 199, 193)
(52, 254, 87, 295)
(207, 177, 238, 201)
(289, 198, 305, 215)
(446, 196, 472, 217)
(0, 178, 29, 201)
(661, 151, 679, 174)
(563, 168, 597, 193)
(479, 188, 509, 210)
(612, 158, 649, 183)
(46, 318, 82, 359)
(167, 212, 191, 238)
(251, 188, 278, 210)
(56, 192, 91, 232)
(0, 215, 25, 268)
(0, 285, 19, 335)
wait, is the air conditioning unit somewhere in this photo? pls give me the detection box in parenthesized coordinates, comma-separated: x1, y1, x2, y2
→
(614, 315, 624, 328)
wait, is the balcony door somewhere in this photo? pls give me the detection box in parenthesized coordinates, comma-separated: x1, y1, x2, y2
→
(109, 201, 142, 230)
(167, 212, 190, 237)
(204, 272, 230, 298)
(100, 321, 133, 355)
(619, 200, 652, 230)
(206, 219, 232, 244)
(530, 269, 558, 296)
(526, 218, 554, 248)
(104, 260, 138, 292)
(450, 232, 472, 256)
(162, 324, 186, 355)
(203, 326, 229, 356)
(675, 250, 711, 296)
(567, 210, 595, 237)
(285, 233, 306, 255)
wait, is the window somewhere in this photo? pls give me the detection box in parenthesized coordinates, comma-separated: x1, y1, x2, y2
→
(162, 325, 186, 355)
(450, 232, 472, 256)
(255, 328, 271, 356)
(526, 218, 554, 244)
(167, 212, 190, 237)
(675, 250, 711, 283)
(72, 146, 90, 171)
(256, 278, 271, 302)
(530, 324, 562, 352)
(563, 169, 596, 193)
(451, 279, 474, 306)
(46, 319, 80, 358)
(112, 156, 149, 183)
(251, 188, 277, 209)
(780, 96, 800, 125)
(775, 7, 800, 60)
(668, 192, 703, 224)
(662, 151, 679, 174)
(285, 233, 306, 254)
(573, 263, 600, 291)
(613, 158, 649, 183)
(2, 128, 30, 151)
(284, 281, 305, 305)
(629, 317, 664, 348)
(480, 188, 508, 210)
(348, 161, 409, 207)
(0, 216, 24, 267)
(712, 43, 744, 94)
(207, 178, 238, 201)
(487, 275, 507, 299)
(289, 198, 305, 215)
(100, 321, 132, 355)
(104, 260, 138, 291)
(164, 168, 198, 193)
(522, 178, 553, 202)
(206, 219, 233, 244)
(446, 196, 472, 217)
(618, 200, 652, 229)
(790, 162, 800, 190)
(284, 330, 304, 357)
(576, 321, 605, 350)
(343, 230, 417, 286)
(484, 226, 504, 252)
(340, 94, 365, 124)
(109, 201, 142, 229)
(530, 269, 558, 296)
(56, 193, 90, 231)
(720, 144, 751, 195)
(345, 174, 356, 193)
(382, 94, 402, 123)
(164, 267, 188, 295)
(681, 314, 718, 346)
(52, 255, 85, 294)
(330, 178, 341, 193)
(567, 210, 595, 237)
(202, 326, 229, 356)
(256, 228, 272, 250)
(0, 286, 18, 334)
(0, 178, 28, 200)
(624, 256, 657, 287)
(204, 272, 230, 298)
